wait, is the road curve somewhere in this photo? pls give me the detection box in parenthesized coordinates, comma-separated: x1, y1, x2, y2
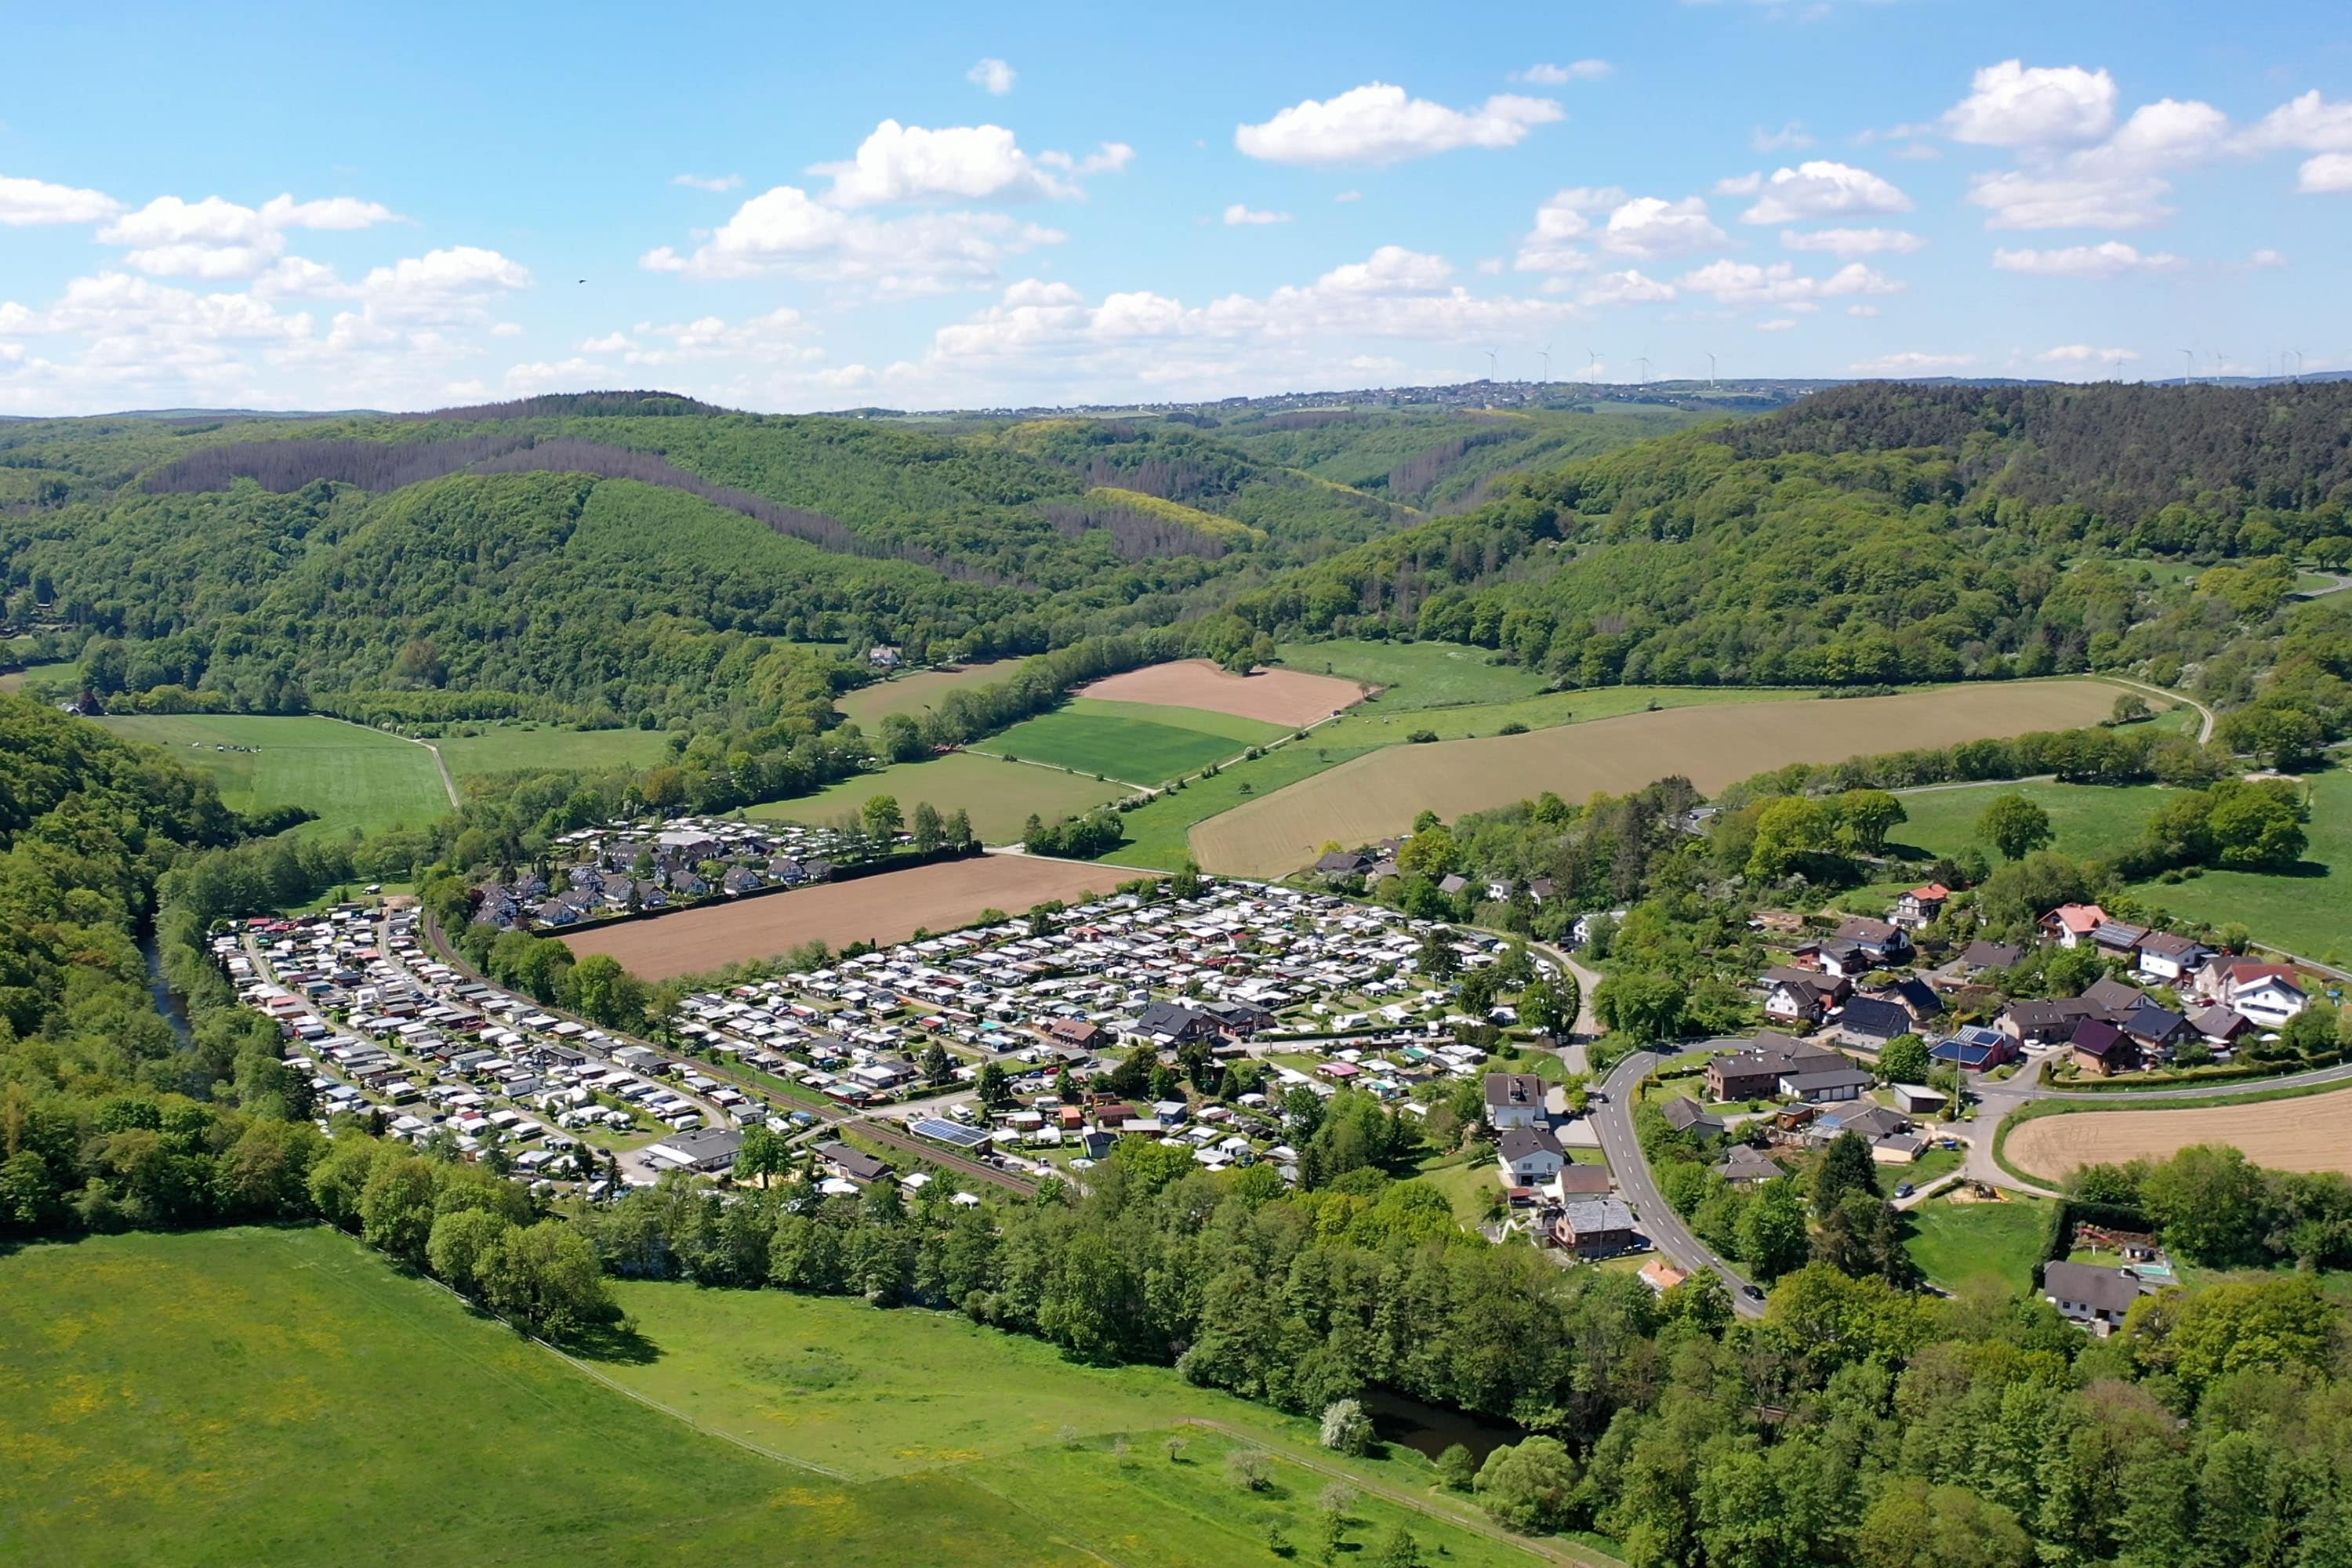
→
(1592, 1050, 1766, 1318)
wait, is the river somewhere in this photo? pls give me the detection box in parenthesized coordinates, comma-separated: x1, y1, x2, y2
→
(140, 928, 195, 1047)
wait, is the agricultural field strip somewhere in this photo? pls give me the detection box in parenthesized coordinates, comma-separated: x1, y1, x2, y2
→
(1075, 659, 1372, 728)
(93, 711, 450, 837)
(2005, 1085, 2352, 1179)
(1190, 680, 2132, 877)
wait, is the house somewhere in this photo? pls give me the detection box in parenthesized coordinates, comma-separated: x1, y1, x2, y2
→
(1658, 1096, 1726, 1141)
(818, 1142, 891, 1185)
(1959, 939, 2024, 975)
(1892, 883, 1951, 929)
(1708, 1036, 1849, 1101)
(1815, 1102, 1911, 1141)
(1931, 1025, 2017, 1072)
(1554, 1197, 1639, 1258)
(2118, 1000, 2191, 1055)
(2190, 1005, 2255, 1049)
(1711, 1145, 1786, 1184)
(1998, 998, 2100, 1048)
(1639, 1259, 1690, 1294)
(1780, 1066, 1875, 1103)
(1550, 1163, 1614, 1197)
(2042, 1261, 2151, 1335)
(1497, 1126, 1567, 1185)
(2070, 1018, 2137, 1077)
(644, 1125, 744, 1174)
(1873, 1133, 1929, 1164)
(1527, 877, 1558, 905)
(1875, 976, 1947, 1025)
(1484, 1072, 1548, 1130)
(2040, 904, 2110, 948)
(1315, 850, 1370, 880)
(2206, 961, 2310, 1028)
(1133, 1000, 1221, 1044)
(1043, 1018, 1105, 1050)
(1832, 916, 1912, 966)
(866, 644, 902, 668)
(1839, 996, 1915, 1046)
(2082, 976, 2147, 1014)
(2091, 920, 2153, 961)
(1764, 975, 1834, 1027)
(1436, 873, 1470, 898)
(2136, 931, 2212, 983)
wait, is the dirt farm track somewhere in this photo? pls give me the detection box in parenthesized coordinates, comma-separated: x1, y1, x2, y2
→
(2007, 1089, 2352, 1180)
(1189, 679, 2129, 877)
(561, 854, 1146, 979)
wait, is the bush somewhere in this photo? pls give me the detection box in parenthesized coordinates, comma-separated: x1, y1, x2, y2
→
(1474, 1436, 1583, 1533)
(1319, 1397, 1373, 1456)
(1406, 729, 1439, 744)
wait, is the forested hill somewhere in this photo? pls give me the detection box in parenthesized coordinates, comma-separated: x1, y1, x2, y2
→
(0, 391, 1710, 726)
(1226, 380, 2352, 760)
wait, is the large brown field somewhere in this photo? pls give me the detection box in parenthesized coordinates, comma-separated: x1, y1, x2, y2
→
(563, 854, 1142, 978)
(1189, 679, 2129, 876)
(2008, 1089, 2352, 1180)
(1077, 659, 1370, 727)
(836, 659, 1026, 728)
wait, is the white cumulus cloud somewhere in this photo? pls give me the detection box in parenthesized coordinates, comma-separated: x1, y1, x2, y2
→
(1222, 204, 1292, 226)
(641, 183, 1065, 294)
(1235, 82, 1563, 165)
(2299, 153, 2352, 192)
(2038, 343, 2140, 363)
(1944, 60, 2118, 147)
(672, 172, 742, 192)
(1580, 270, 1677, 307)
(1514, 60, 1610, 85)
(1779, 227, 1926, 257)
(967, 57, 1016, 95)
(1675, 259, 1900, 308)
(1991, 241, 2178, 278)
(1965, 169, 2172, 230)
(812, 121, 1107, 206)
(0, 173, 124, 225)
(1601, 196, 1726, 260)
(1737, 160, 1913, 223)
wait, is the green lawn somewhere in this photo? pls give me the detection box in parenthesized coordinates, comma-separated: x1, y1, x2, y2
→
(95, 713, 449, 837)
(1892, 766, 2352, 964)
(0, 656, 78, 694)
(0, 1228, 1548, 1568)
(434, 723, 673, 778)
(749, 750, 1134, 843)
(1414, 1153, 1501, 1228)
(1901, 1193, 2052, 1298)
(978, 700, 1288, 786)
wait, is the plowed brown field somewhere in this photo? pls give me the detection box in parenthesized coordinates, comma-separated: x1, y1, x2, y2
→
(1076, 660, 1369, 728)
(1189, 679, 2128, 876)
(2007, 1090, 2352, 1179)
(564, 855, 1144, 978)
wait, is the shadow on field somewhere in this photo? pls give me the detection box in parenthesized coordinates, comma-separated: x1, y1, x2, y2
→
(570, 1318, 662, 1366)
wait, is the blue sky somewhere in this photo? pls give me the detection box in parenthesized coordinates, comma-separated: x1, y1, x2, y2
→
(2, 0, 2348, 412)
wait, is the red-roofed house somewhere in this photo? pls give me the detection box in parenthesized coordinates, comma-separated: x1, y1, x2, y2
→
(1893, 883, 1951, 930)
(2040, 904, 2111, 949)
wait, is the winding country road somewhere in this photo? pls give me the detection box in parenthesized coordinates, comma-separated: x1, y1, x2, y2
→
(1592, 1048, 1768, 1318)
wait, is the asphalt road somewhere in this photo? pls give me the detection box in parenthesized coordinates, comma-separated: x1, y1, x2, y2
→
(1592, 1049, 1766, 1318)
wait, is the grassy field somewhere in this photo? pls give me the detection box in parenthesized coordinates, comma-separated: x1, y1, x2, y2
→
(1276, 639, 1554, 710)
(0, 656, 78, 694)
(978, 699, 1290, 786)
(1893, 779, 2172, 867)
(434, 724, 672, 778)
(836, 659, 1026, 728)
(95, 713, 450, 837)
(1192, 680, 2130, 877)
(0, 1226, 1545, 1568)
(1900, 1192, 2052, 1297)
(1893, 764, 2351, 964)
(752, 751, 1134, 844)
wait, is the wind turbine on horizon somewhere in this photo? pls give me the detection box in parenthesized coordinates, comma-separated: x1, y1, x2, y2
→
(1538, 343, 1552, 384)
(1586, 347, 1600, 385)
(1485, 345, 1500, 382)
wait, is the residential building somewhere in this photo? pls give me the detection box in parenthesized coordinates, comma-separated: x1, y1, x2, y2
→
(1554, 1196, 1639, 1258)
(2043, 1261, 2151, 1334)
(1497, 1126, 1567, 1186)
(1484, 1071, 1548, 1130)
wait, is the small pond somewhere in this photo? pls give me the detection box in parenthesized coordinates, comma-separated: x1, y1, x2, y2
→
(1362, 1386, 1528, 1463)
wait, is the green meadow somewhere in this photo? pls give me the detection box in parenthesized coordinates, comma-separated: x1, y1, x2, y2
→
(1900, 1193, 2053, 1298)
(978, 699, 1290, 786)
(434, 723, 673, 779)
(95, 713, 449, 837)
(0, 1227, 1555, 1568)
(750, 750, 1134, 844)
(1890, 765, 2352, 964)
